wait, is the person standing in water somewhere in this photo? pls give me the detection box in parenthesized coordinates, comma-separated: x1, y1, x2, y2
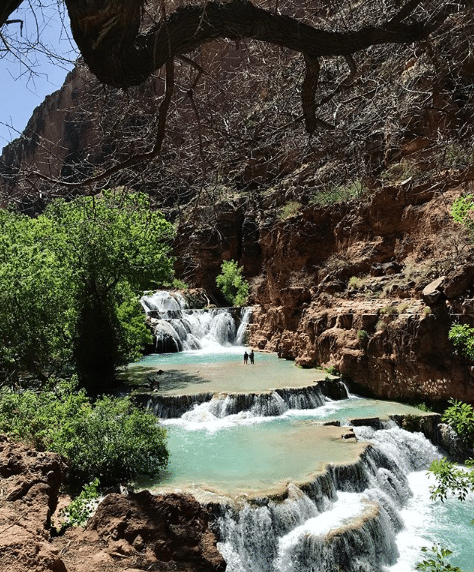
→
(249, 350, 255, 364)
(244, 351, 249, 364)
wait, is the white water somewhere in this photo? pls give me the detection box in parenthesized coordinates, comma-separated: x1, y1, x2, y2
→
(140, 291, 252, 352)
(138, 293, 474, 569)
(216, 426, 447, 572)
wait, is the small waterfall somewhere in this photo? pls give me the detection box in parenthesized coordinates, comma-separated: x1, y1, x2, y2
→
(236, 307, 253, 345)
(215, 426, 441, 572)
(141, 290, 252, 353)
(137, 380, 349, 419)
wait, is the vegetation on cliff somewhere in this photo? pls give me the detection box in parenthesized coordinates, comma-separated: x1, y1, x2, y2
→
(216, 259, 249, 307)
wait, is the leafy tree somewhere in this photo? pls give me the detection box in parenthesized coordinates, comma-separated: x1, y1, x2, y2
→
(0, 189, 175, 392)
(0, 379, 168, 485)
(216, 259, 249, 307)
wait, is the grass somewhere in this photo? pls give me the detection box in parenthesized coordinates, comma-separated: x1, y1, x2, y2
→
(310, 180, 365, 206)
(278, 200, 302, 221)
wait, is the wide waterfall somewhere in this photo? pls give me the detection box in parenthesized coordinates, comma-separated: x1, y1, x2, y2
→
(146, 390, 474, 571)
(215, 426, 444, 572)
(141, 291, 252, 353)
(131, 298, 474, 571)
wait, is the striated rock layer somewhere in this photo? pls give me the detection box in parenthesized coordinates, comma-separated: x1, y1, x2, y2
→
(242, 177, 474, 403)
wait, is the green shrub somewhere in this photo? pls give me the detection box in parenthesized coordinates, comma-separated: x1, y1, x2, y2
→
(278, 200, 302, 221)
(310, 180, 365, 206)
(0, 379, 168, 485)
(216, 259, 249, 306)
(380, 305, 398, 315)
(448, 323, 474, 361)
(57, 478, 101, 529)
(442, 398, 474, 445)
(381, 162, 422, 183)
(437, 142, 474, 170)
(324, 365, 340, 376)
(357, 329, 369, 342)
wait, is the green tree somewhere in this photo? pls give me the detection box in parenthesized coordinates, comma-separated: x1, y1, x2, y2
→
(216, 259, 249, 307)
(448, 324, 474, 362)
(0, 189, 175, 392)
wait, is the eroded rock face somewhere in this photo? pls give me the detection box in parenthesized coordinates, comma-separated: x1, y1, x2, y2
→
(86, 491, 226, 572)
(247, 182, 474, 403)
(0, 435, 68, 572)
(0, 436, 226, 572)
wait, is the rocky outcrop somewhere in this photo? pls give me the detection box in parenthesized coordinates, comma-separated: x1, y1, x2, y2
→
(248, 180, 474, 403)
(81, 491, 225, 572)
(0, 435, 226, 572)
(0, 435, 68, 572)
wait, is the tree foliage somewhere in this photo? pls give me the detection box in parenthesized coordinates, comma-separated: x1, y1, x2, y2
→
(416, 545, 463, 572)
(448, 324, 474, 362)
(216, 259, 249, 306)
(0, 379, 168, 485)
(0, 189, 175, 391)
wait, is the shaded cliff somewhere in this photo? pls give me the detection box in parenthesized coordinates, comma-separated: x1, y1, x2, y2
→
(2, 6, 474, 401)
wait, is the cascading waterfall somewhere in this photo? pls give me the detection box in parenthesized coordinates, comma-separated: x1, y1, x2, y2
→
(216, 426, 442, 572)
(140, 291, 252, 352)
(138, 381, 348, 419)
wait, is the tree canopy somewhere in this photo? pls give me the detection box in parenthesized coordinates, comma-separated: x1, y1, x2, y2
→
(0, 189, 175, 392)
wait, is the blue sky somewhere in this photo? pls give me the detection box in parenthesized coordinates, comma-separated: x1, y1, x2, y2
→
(0, 2, 78, 149)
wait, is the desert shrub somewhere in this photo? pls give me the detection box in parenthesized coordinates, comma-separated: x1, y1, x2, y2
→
(380, 305, 398, 315)
(436, 142, 474, 170)
(278, 200, 302, 220)
(216, 259, 249, 306)
(357, 329, 369, 342)
(381, 161, 422, 183)
(310, 180, 365, 206)
(0, 379, 168, 485)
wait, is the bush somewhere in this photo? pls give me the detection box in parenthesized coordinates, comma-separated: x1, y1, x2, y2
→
(448, 323, 474, 361)
(357, 329, 369, 342)
(442, 398, 474, 446)
(310, 180, 365, 206)
(0, 379, 168, 485)
(216, 259, 249, 306)
(278, 200, 302, 221)
(56, 478, 101, 529)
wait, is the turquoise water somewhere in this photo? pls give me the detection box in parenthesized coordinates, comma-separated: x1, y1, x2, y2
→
(153, 417, 363, 493)
(131, 349, 474, 571)
(127, 350, 330, 393)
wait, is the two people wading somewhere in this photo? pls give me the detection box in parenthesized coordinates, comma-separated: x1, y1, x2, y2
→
(244, 350, 255, 364)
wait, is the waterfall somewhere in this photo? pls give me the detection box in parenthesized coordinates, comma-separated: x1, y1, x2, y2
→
(136, 380, 349, 419)
(215, 426, 441, 572)
(141, 290, 252, 353)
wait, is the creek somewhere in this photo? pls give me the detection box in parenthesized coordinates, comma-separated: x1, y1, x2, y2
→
(131, 292, 474, 571)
